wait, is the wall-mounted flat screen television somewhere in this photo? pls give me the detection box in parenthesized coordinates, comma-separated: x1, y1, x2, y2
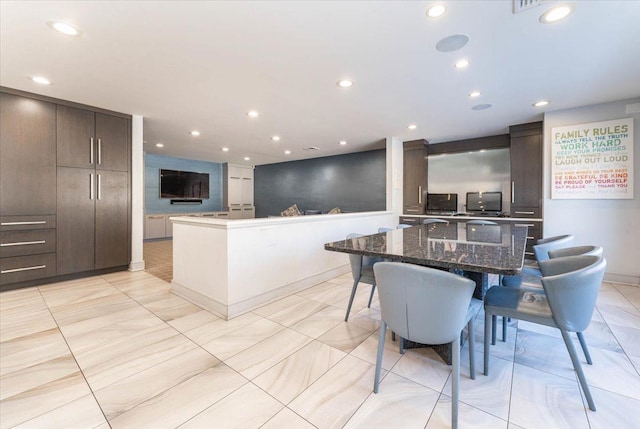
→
(426, 193, 458, 212)
(160, 169, 210, 199)
(466, 192, 502, 213)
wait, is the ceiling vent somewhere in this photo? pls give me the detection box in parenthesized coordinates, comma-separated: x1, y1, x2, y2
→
(513, 0, 545, 14)
(303, 146, 320, 151)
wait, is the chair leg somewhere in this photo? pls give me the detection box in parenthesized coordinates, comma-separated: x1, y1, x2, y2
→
(491, 315, 497, 345)
(344, 279, 359, 322)
(484, 311, 491, 376)
(468, 317, 476, 380)
(560, 329, 596, 411)
(373, 321, 387, 394)
(451, 336, 460, 429)
(576, 332, 593, 365)
(502, 316, 507, 342)
(368, 284, 376, 308)
(399, 336, 405, 354)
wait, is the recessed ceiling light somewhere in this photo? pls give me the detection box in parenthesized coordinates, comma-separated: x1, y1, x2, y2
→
(244, 156, 251, 161)
(284, 150, 291, 155)
(247, 110, 259, 118)
(189, 130, 200, 136)
(469, 91, 481, 98)
(533, 100, 550, 107)
(156, 143, 164, 148)
(339, 140, 347, 145)
(30, 76, 51, 85)
(48, 21, 80, 36)
(272, 135, 280, 141)
(222, 147, 229, 152)
(435, 34, 470, 52)
(426, 5, 446, 18)
(540, 5, 573, 24)
(337, 79, 353, 88)
(455, 59, 470, 69)
(408, 124, 417, 130)
(472, 104, 492, 111)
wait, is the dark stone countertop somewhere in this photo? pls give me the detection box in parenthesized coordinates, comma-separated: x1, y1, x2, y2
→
(325, 222, 528, 275)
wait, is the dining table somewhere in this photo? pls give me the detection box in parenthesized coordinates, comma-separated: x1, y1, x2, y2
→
(324, 221, 529, 363)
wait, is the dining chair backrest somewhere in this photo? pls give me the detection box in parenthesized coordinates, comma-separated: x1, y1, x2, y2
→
(378, 227, 393, 233)
(466, 219, 497, 225)
(548, 245, 602, 260)
(373, 262, 475, 345)
(397, 224, 412, 229)
(539, 255, 606, 333)
(533, 234, 574, 262)
(422, 218, 448, 225)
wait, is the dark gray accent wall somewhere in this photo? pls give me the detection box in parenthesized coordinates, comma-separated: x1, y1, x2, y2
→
(254, 149, 386, 218)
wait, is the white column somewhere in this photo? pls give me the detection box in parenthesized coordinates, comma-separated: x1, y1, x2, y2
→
(386, 136, 404, 218)
(129, 115, 145, 271)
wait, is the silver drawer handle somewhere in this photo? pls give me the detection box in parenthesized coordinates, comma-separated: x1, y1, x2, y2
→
(514, 211, 535, 215)
(1, 240, 46, 247)
(1, 265, 46, 274)
(1, 221, 47, 226)
(526, 236, 535, 240)
(406, 209, 421, 213)
(525, 252, 534, 256)
(514, 223, 535, 227)
(148, 216, 164, 219)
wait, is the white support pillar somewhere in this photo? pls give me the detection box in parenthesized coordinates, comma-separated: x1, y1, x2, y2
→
(129, 115, 145, 271)
(386, 136, 404, 219)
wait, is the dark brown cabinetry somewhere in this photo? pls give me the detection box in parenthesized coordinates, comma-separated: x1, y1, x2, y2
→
(0, 87, 131, 289)
(510, 122, 543, 218)
(56, 108, 130, 276)
(403, 140, 428, 215)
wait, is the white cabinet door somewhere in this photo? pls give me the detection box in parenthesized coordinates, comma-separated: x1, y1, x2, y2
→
(228, 207, 243, 219)
(241, 176, 253, 205)
(145, 215, 166, 239)
(242, 207, 255, 219)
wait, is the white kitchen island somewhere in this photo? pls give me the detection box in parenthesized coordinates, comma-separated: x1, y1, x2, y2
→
(170, 211, 395, 319)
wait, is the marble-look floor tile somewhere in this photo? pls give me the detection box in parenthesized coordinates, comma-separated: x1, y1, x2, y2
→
(0, 371, 92, 429)
(201, 317, 284, 361)
(613, 283, 640, 310)
(11, 393, 106, 429)
(179, 382, 283, 428)
(56, 305, 153, 339)
(446, 349, 513, 420)
(168, 309, 220, 333)
(289, 354, 377, 429)
(608, 322, 640, 357)
(509, 363, 589, 429)
(350, 329, 403, 371)
(390, 347, 453, 393)
(596, 288, 636, 309)
(0, 309, 57, 343)
(253, 340, 346, 404)
(0, 328, 69, 377)
(584, 384, 640, 429)
(48, 292, 137, 327)
(517, 319, 622, 353)
(0, 287, 44, 313)
(181, 311, 262, 345)
(101, 270, 157, 283)
(108, 363, 247, 429)
(264, 298, 328, 327)
(317, 314, 379, 353)
(472, 321, 518, 362)
(289, 305, 346, 339)
(225, 328, 312, 379)
(597, 303, 640, 329)
(94, 347, 220, 419)
(39, 278, 117, 309)
(0, 354, 79, 400)
(629, 354, 640, 376)
(261, 407, 316, 429)
(253, 294, 307, 318)
(425, 395, 508, 429)
(344, 372, 439, 429)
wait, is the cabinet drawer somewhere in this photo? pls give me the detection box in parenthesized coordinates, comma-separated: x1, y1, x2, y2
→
(403, 206, 424, 215)
(510, 207, 541, 218)
(0, 215, 56, 231)
(1, 253, 56, 285)
(1, 229, 56, 258)
(399, 216, 421, 225)
(144, 215, 166, 239)
(511, 221, 542, 259)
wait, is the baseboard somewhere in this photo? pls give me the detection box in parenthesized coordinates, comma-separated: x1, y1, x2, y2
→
(171, 263, 350, 320)
(604, 272, 640, 286)
(129, 260, 145, 272)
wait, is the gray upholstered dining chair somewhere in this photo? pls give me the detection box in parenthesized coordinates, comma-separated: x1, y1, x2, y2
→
(422, 218, 448, 225)
(466, 219, 497, 225)
(396, 224, 412, 229)
(378, 227, 393, 233)
(484, 255, 606, 411)
(548, 245, 603, 260)
(373, 262, 476, 429)
(345, 233, 379, 321)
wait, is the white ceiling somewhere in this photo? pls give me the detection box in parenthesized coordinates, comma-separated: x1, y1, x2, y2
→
(2, 1, 639, 166)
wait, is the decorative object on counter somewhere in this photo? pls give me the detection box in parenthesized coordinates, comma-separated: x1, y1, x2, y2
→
(328, 207, 342, 214)
(304, 209, 322, 215)
(280, 204, 302, 217)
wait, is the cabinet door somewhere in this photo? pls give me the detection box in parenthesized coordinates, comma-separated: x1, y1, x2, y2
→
(56, 167, 95, 275)
(95, 171, 129, 269)
(403, 141, 428, 214)
(57, 105, 95, 168)
(95, 113, 129, 172)
(0, 93, 57, 216)
(241, 176, 254, 205)
(510, 125, 542, 214)
(228, 177, 242, 206)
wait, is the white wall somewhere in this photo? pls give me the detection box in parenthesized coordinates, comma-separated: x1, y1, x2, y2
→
(543, 98, 640, 284)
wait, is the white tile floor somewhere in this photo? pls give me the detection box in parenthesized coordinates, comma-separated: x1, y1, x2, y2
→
(1, 248, 639, 428)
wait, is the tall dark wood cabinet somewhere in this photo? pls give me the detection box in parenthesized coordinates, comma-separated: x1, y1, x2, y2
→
(0, 93, 58, 286)
(403, 140, 428, 215)
(510, 121, 543, 258)
(0, 87, 131, 290)
(56, 106, 130, 276)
